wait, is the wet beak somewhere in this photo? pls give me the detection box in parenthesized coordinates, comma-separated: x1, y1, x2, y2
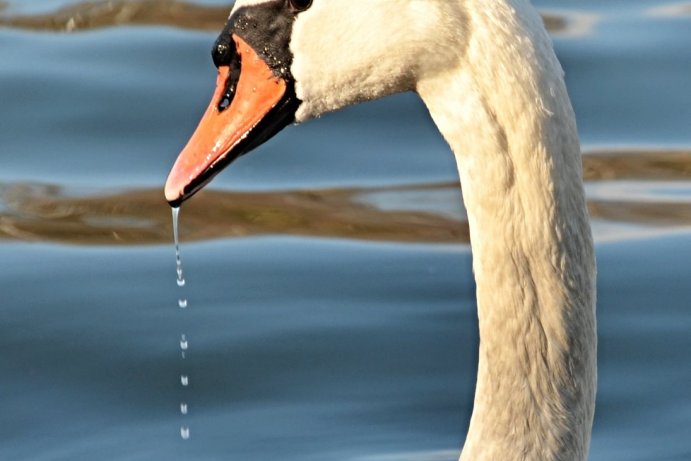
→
(164, 35, 297, 206)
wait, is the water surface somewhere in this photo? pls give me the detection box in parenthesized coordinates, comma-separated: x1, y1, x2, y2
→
(1, 1, 690, 460)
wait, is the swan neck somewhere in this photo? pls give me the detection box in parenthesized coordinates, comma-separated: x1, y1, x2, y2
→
(417, 4, 597, 459)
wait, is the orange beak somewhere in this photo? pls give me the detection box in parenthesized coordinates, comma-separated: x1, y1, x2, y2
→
(164, 35, 297, 206)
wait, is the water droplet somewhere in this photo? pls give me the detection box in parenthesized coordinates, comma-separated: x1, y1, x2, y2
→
(173, 207, 186, 286)
(172, 207, 193, 438)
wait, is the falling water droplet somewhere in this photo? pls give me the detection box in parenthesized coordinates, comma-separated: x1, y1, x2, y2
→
(173, 207, 186, 287)
(172, 206, 193, 439)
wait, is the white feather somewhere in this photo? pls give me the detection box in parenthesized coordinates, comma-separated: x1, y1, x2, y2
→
(289, 1, 596, 459)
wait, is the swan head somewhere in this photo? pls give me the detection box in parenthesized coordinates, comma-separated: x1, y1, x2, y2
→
(164, 0, 462, 205)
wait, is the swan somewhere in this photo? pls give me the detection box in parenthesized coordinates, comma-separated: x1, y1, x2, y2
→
(164, 1, 597, 460)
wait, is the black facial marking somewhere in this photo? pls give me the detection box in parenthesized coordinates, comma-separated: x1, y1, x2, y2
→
(216, 1, 299, 80)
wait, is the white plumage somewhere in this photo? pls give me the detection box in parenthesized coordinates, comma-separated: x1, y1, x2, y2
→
(226, 1, 597, 459)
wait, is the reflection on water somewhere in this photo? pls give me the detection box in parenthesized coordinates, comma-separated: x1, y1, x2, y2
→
(0, 181, 469, 245)
(0, 0, 229, 32)
(648, 3, 691, 17)
(3, 149, 691, 246)
(540, 9, 599, 38)
(0, 0, 592, 36)
(582, 149, 691, 181)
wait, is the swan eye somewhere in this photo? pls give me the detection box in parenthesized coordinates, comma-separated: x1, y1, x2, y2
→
(288, 0, 312, 12)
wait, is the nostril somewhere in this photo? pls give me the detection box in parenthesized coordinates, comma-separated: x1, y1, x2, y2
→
(219, 96, 231, 110)
(217, 58, 241, 112)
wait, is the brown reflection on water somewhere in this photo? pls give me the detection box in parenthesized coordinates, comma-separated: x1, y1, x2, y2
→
(583, 149, 691, 229)
(0, 182, 468, 246)
(583, 149, 691, 181)
(541, 10, 599, 38)
(0, 0, 229, 32)
(0, 0, 584, 35)
(2, 149, 691, 246)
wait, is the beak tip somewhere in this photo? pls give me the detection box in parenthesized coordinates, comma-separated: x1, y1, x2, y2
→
(164, 178, 184, 207)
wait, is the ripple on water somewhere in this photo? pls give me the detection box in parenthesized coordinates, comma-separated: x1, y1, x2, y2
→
(2, 149, 691, 246)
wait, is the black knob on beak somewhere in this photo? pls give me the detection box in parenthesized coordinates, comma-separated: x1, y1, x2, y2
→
(212, 37, 235, 68)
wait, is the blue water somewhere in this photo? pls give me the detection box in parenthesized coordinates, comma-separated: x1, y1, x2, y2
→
(1, 1, 690, 460)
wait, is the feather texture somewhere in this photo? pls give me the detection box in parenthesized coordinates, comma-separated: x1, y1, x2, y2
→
(232, 1, 597, 459)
